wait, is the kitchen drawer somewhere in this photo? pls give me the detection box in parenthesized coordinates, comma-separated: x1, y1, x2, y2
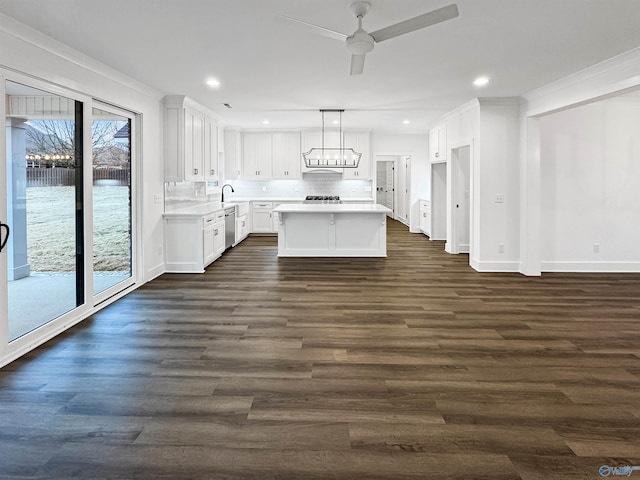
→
(253, 201, 273, 209)
(203, 210, 224, 226)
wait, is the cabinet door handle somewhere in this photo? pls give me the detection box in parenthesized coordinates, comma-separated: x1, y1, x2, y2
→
(194, 168, 199, 174)
(214, 228, 218, 235)
(435, 152, 439, 158)
(210, 169, 215, 175)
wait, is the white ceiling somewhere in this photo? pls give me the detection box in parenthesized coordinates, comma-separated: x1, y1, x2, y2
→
(2, 0, 640, 131)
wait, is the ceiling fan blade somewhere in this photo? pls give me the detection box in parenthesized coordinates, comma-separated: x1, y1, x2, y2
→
(370, 4, 459, 43)
(275, 14, 348, 42)
(350, 54, 366, 76)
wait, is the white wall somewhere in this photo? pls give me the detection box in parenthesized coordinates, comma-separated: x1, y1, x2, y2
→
(371, 132, 428, 232)
(540, 97, 640, 271)
(520, 47, 640, 275)
(432, 99, 521, 271)
(476, 101, 521, 270)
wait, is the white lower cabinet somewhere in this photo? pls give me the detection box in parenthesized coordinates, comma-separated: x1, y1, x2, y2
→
(251, 202, 275, 233)
(204, 217, 225, 265)
(164, 211, 225, 273)
(419, 200, 431, 237)
(236, 214, 249, 244)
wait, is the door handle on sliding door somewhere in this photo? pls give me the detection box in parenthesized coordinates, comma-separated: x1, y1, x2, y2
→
(0, 222, 9, 252)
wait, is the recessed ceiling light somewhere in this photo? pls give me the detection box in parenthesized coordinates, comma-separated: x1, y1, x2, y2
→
(473, 76, 490, 87)
(206, 78, 221, 88)
(403, 120, 411, 125)
(262, 120, 270, 125)
(332, 120, 340, 125)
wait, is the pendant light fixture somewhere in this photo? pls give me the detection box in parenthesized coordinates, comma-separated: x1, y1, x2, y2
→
(302, 109, 361, 168)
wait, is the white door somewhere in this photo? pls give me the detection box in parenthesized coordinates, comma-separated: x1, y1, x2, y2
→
(396, 156, 411, 226)
(431, 162, 447, 241)
(452, 146, 471, 254)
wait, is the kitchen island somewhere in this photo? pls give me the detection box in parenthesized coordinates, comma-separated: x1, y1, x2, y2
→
(273, 203, 392, 257)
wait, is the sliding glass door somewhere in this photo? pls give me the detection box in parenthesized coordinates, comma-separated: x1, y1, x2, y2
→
(92, 105, 135, 300)
(1, 78, 137, 349)
(4, 80, 85, 341)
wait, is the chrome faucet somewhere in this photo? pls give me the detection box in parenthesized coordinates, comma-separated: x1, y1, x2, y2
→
(221, 183, 235, 203)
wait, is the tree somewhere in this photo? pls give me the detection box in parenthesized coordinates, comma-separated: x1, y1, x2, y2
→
(25, 119, 128, 167)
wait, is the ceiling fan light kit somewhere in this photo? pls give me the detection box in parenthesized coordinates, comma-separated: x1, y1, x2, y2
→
(279, 2, 459, 76)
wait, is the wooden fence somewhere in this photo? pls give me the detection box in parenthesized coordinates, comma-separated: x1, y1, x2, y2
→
(26, 167, 130, 187)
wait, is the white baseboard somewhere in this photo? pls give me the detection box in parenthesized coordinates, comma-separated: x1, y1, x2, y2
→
(541, 261, 640, 272)
(471, 257, 520, 272)
(145, 263, 165, 282)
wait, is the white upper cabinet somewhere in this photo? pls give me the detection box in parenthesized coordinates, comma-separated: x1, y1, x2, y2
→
(203, 116, 219, 181)
(164, 95, 219, 182)
(272, 132, 301, 179)
(343, 131, 371, 179)
(429, 124, 447, 163)
(242, 133, 272, 179)
(224, 129, 242, 180)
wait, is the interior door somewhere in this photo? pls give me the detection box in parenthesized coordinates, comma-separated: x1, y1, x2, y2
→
(431, 162, 447, 241)
(385, 162, 394, 216)
(452, 146, 471, 253)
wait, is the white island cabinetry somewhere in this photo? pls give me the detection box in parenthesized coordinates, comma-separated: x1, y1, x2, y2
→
(274, 204, 391, 257)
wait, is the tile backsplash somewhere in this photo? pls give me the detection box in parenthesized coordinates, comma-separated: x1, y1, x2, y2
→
(165, 174, 373, 211)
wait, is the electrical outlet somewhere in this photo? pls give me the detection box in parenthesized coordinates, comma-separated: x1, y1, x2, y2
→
(154, 194, 162, 204)
(294, 186, 299, 192)
(495, 194, 505, 204)
(593, 243, 600, 253)
(262, 186, 267, 192)
(498, 243, 504, 254)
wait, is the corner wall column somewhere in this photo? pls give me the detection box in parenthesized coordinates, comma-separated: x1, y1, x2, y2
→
(519, 116, 541, 276)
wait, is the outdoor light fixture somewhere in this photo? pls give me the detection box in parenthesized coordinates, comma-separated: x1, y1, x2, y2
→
(302, 109, 361, 168)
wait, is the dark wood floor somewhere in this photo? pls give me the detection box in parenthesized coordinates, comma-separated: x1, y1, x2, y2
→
(2, 219, 640, 479)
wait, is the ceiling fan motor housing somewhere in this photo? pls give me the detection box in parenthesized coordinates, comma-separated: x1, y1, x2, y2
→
(346, 30, 374, 54)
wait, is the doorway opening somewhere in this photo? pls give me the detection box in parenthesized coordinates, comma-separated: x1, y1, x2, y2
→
(375, 155, 411, 227)
(376, 161, 394, 217)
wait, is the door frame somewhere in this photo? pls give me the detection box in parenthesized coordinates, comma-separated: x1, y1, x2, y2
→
(375, 159, 396, 217)
(375, 152, 413, 227)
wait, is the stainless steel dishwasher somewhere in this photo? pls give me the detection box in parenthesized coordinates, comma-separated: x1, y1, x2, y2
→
(224, 207, 235, 250)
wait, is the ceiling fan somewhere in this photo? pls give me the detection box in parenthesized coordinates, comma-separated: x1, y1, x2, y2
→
(278, 1, 459, 76)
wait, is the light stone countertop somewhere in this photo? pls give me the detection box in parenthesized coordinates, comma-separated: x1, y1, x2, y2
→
(273, 203, 391, 214)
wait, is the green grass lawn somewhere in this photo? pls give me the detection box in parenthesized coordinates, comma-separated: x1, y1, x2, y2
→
(27, 186, 130, 272)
